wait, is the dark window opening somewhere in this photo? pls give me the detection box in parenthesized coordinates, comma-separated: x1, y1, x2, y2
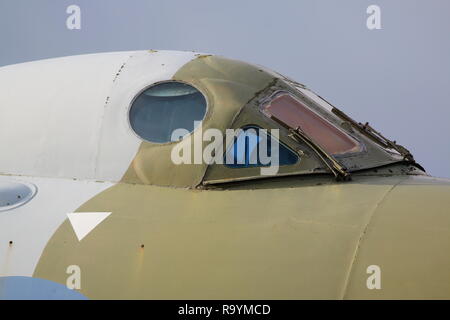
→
(224, 126, 299, 168)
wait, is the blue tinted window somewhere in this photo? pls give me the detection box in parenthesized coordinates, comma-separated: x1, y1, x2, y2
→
(129, 82, 207, 143)
(225, 126, 299, 168)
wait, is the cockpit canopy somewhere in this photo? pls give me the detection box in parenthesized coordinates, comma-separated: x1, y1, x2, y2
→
(123, 53, 416, 186)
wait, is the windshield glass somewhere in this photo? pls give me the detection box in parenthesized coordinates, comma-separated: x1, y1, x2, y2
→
(262, 92, 362, 156)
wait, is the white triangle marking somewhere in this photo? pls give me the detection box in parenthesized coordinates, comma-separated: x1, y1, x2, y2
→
(67, 212, 112, 241)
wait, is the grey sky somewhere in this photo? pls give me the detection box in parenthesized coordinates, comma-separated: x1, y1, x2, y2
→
(1, 0, 449, 178)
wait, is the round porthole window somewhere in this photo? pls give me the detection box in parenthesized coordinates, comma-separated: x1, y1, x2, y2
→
(0, 180, 37, 212)
(129, 81, 207, 143)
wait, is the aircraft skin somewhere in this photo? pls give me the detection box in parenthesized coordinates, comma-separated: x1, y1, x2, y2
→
(0, 50, 449, 299)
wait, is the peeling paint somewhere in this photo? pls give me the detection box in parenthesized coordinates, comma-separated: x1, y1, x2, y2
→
(112, 63, 126, 83)
(194, 54, 212, 59)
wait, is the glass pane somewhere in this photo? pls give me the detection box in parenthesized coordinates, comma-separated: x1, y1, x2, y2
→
(263, 94, 360, 155)
(129, 82, 207, 143)
(225, 126, 298, 168)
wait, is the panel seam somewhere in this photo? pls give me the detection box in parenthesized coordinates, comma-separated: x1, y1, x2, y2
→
(93, 53, 135, 178)
(339, 178, 404, 299)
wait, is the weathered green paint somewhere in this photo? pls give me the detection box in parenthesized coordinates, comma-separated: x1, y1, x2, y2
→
(33, 174, 450, 299)
(27, 53, 450, 300)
